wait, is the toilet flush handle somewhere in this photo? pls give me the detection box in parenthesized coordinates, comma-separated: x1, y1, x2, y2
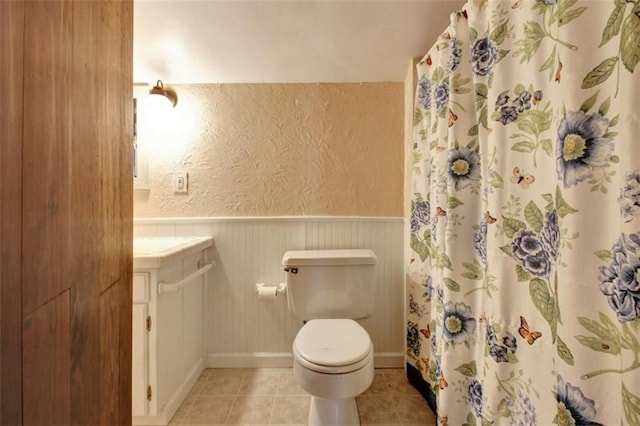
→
(284, 267, 298, 274)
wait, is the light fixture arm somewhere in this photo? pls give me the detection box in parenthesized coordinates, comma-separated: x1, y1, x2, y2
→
(149, 79, 178, 107)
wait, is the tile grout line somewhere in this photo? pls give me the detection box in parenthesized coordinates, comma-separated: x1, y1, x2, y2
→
(382, 370, 403, 425)
(267, 370, 283, 425)
(228, 371, 244, 425)
(223, 390, 240, 424)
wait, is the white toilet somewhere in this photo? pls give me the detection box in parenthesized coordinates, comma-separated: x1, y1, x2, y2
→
(282, 249, 377, 426)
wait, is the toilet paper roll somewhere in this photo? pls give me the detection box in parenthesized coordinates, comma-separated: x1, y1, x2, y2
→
(257, 286, 278, 299)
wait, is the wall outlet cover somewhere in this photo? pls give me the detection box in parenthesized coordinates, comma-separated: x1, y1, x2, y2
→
(173, 171, 188, 194)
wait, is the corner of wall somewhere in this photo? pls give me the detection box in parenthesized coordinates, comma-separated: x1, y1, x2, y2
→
(403, 57, 419, 221)
(402, 57, 420, 368)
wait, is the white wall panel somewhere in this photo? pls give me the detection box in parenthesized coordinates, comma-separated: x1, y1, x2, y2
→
(134, 217, 404, 367)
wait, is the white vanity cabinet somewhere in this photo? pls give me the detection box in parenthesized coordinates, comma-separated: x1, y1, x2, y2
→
(132, 237, 214, 425)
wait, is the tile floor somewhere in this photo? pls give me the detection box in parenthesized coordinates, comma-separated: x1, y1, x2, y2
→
(164, 368, 437, 426)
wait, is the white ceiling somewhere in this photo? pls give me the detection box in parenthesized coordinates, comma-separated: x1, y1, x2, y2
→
(133, 0, 466, 84)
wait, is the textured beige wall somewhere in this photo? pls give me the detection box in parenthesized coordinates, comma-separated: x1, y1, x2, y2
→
(134, 83, 404, 217)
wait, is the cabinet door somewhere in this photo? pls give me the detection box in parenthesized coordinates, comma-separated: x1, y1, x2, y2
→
(132, 303, 148, 417)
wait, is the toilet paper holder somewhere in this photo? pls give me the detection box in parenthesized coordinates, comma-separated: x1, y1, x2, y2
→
(255, 282, 287, 297)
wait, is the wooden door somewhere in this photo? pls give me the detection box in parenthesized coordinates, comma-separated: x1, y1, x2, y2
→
(0, 1, 133, 424)
(0, 1, 26, 422)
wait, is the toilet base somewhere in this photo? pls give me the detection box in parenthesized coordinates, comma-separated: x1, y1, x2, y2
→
(308, 396, 359, 426)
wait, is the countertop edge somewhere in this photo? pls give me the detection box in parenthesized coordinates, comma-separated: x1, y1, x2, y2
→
(133, 237, 214, 270)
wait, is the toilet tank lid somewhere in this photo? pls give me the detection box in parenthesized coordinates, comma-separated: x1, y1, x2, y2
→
(282, 249, 377, 266)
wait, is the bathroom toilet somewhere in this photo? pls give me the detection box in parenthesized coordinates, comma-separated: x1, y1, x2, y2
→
(282, 249, 377, 426)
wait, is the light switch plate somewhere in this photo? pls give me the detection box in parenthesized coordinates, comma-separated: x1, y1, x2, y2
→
(173, 170, 188, 194)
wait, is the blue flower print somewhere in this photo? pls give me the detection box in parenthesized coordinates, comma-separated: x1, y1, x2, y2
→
(495, 90, 510, 109)
(434, 356, 441, 378)
(490, 344, 508, 363)
(449, 37, 462, 73)
(598, 233, 640, 322)
(487, 326, 516, 363)
(512, 229, 552, 278)
(497, 106, 518, 125)
(448, 147, 480, 191)
(471, 37, 498, 77)
(417, 77, 432, 110)
(505, 391, 537, 425)
(487, 325, 509, 362)
(431, 332, 438, 355)
(525, 252, 552, 278)
(533, 90, 543, 103)
(515, 91, 532, 112)
(620, 170, 640, 222)
(407, 321, 422, 356)
(556, 376, 604, 426)
(411, 200, 431, 233)
(486, 325, 498, 344)
(502, 332, 518, 353)
(468, 379, 483, 417)
(540, 210, 561, 261)
(409, 294, 426, 318)
(442, 302, 476, 344)
(556, 110, 614, 188)
(494, 88, 537, 125)
(474, 219, 488, 264)
(434, 83, 450, 113)
(426, 276, 434, 300)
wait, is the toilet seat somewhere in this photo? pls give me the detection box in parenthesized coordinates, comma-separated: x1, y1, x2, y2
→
(293, 319, 373, 374)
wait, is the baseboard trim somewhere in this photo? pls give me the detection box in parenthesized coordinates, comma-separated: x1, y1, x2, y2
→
(374, 353, 405, 368)
(207, 352, 292, 368)
(206, 352, 404, 369)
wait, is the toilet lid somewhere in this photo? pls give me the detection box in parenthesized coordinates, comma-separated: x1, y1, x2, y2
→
(294, 319, 372, 367)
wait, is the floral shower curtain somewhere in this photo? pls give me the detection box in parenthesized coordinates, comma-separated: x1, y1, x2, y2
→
(407, 0, 640, 424)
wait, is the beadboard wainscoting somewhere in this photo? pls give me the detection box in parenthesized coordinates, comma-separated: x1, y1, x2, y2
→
(134, 217, 405, 368)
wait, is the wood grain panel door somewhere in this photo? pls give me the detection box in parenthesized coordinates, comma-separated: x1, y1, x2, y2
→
(0, 0, 133, 424)
(21, 0, 73, 317)
(0, 2, 25, 423)
(22, 292, 71, 425)
(69, 1, 133, 423)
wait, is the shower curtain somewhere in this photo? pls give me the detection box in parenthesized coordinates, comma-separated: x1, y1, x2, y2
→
(407, 0, 640, 424)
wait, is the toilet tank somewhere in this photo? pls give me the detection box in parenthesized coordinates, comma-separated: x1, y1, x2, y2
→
(282, 249, 377, 321)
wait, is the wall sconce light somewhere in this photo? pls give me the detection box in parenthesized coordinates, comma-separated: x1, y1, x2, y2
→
(149, 79, 178, 107)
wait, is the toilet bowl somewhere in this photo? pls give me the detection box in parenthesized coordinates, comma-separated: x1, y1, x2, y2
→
(282, 249, 378, 425)
(292, 319, 374, 426)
